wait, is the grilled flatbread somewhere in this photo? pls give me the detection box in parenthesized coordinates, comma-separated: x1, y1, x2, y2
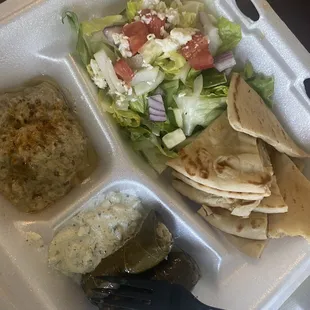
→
(198, 205, 268, 240)
(268, 152, 310, 240)
(172, 179, 261, 214)
(227, 73, 308, 158)
(167, 112, 273, 194)
(172, 171, 269, 201)
(254, 176, 288, 214)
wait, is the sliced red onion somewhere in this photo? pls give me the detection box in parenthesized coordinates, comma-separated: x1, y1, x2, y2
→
(150, 114, 167, 122)
(149, 107, 166, 116)
(148, 95, 167, 121)
(214, 51, 236, 72)
(148, 95, 165, 111)
(103, 25, 123, 45)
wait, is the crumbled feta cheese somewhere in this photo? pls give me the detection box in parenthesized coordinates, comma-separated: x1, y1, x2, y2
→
(88, 59, 107, 89)
(147, 33, 156, 41)
(142, 60, 153, 69)
(112, 33, 132, 58)
(170, 28, 196, 45)
(115, 93, 129, 110)
(122, 82, 133, 96)
(155, 37, 179, 53)
(142, 0, 160, 9)
(165, 7, 180, 25)
(141, 14, 152, 24)
(154, 28, 195, 53)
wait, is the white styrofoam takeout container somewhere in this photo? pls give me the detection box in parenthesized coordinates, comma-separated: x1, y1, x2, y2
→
(1, 0, 310, 309)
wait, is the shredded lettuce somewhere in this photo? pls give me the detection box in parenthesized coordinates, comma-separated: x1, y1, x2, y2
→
(126, 0, 143, 21)
(217, 17, 242, 54)
(242, 62, 274, 107)
(155, 52, 187, 78)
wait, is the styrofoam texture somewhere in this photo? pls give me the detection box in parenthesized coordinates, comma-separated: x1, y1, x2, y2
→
(0, 0, 310, 309)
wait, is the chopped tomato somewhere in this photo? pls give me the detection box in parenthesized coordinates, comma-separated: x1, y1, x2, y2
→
(114, 59, 134, 83)
(139, 9, 166, 38)
(188, 49, 214, 70)
(180, 33, 214, 70)
(180, 33, 208, 60)
(148, 16, 165, 38)
(123, 21, 149, 55)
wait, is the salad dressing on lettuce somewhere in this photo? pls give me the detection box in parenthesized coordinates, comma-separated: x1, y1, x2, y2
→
(63, 0, 273, 173)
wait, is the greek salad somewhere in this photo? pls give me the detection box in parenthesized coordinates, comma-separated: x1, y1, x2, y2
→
(63, 0, 274, 173)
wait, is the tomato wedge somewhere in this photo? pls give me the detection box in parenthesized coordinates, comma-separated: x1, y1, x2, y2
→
(148, 16, 165, 38)
(140, 9, 166, 38)
(114, 59, 134, 83)
(123, 21, 149, 54)
(188, 49, 214, 70)
(180, 33, 214, 70)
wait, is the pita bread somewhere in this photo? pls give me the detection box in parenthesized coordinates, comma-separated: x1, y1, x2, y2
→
(291, 158, 305, 172)
(254, 176, 288, 214)
(227, 73, 308, 158)
(172, 171, 269, 201)
(167, 112, 273, 194)
(223, 233, 268, 258)
(198, 205, 268, 240)
(172, 179, 261, 214)
(268, 152, 310, 240)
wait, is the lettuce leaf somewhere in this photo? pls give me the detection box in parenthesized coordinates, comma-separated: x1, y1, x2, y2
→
(112, 107, 141, 127)
(81, 15, 125, 36)
(155, 52, 187, 78)
(201, 85, 229, 98)
(217, 17, 242, 54)
(185, 68, 201, 87)
(161, 80, 179, 108)
(62, 11, 92, 66)
(179, 11, 197, 28)
(202, 68, 227, 89)
(242, 62, 274, 107)
(128, 127, 178, 160)
(98, 91, 140, 127)
(129, 96, 147, 114)
(127, 0, 143, 21)
(139, 40, 163, 64)
(174, 90, 227, 136)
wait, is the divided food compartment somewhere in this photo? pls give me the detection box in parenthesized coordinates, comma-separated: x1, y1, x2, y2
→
(1, 0, 310, 309)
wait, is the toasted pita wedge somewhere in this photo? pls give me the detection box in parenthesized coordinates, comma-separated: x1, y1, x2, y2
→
(172, 171, 269, 201)
(227, 73, 308, 158)
(167, 112, 273, 194)
(172, 179, 261, 214)
(254, 176, 288, 214)
(223, 233, 268, 258)
(198, 205, 268, 240)
(268, 153, 310, 240)
(291, 158, 305, 172)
